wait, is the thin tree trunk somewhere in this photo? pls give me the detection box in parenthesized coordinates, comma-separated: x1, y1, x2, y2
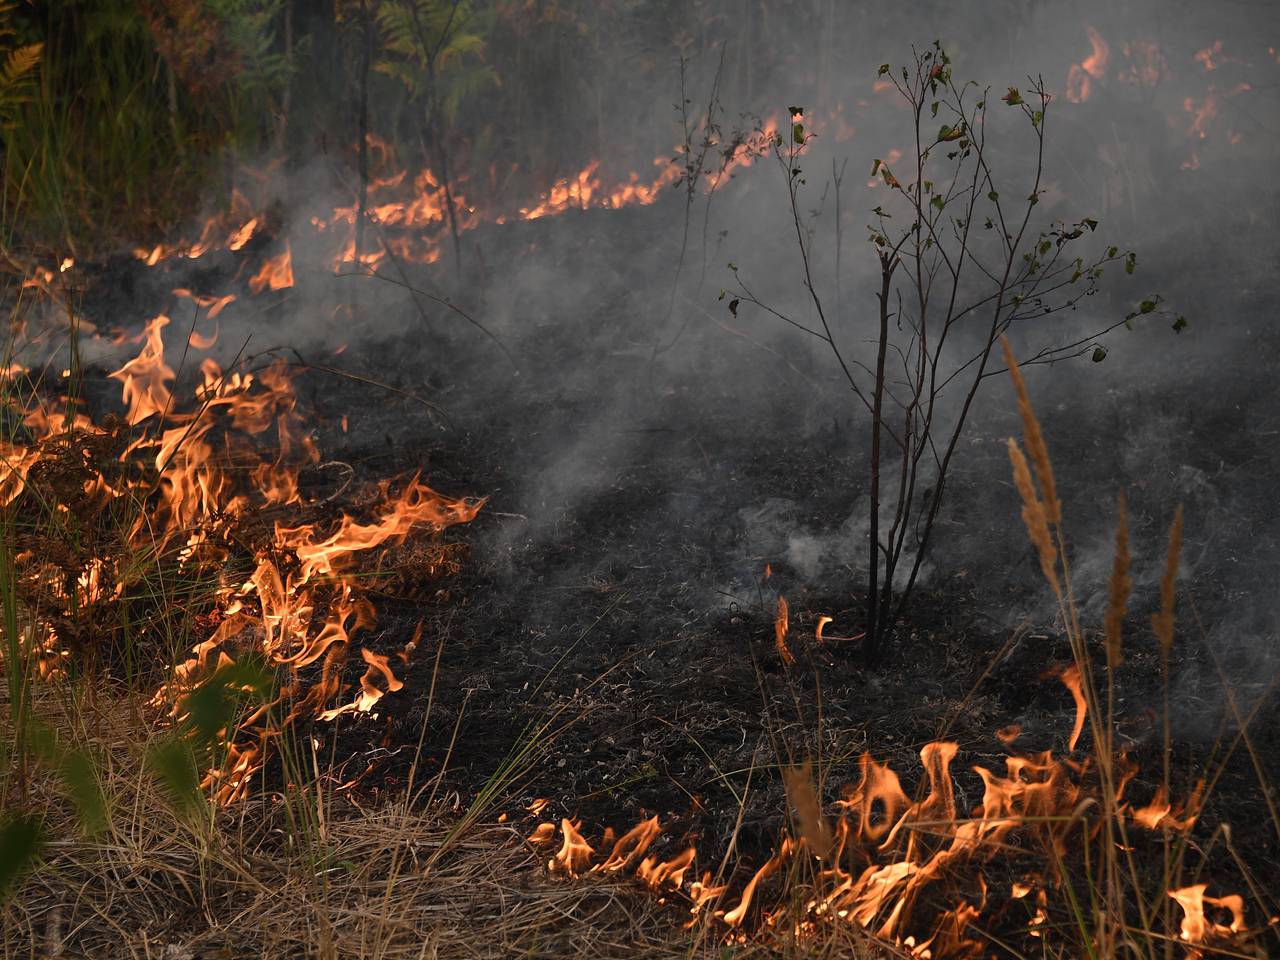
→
(867, 254, 896, 663)
(354, 1, 371, 264)
(276, 0, 294, 155)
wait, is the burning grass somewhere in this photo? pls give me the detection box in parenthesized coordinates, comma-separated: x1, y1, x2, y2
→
(3, 17, 1280, 953)
(2, 264, 1277, 958)
(8, 685, 732, 960)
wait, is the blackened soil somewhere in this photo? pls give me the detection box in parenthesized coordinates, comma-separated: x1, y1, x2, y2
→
(57, 197, 1280, 947)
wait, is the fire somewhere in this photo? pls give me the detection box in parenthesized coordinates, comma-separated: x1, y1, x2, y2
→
(133, 108, 791, 280)
(109, 314, 175, 424)
(1066, 25, 1110, 103)
(248, 243, 294, 294)
(774, 595, 793, 664)
(1194, 40, 1226, 72)
(814, 615, 864, 643)
(552, 818, 595, 876)
(7, 303, 482, 802)
(1057, 663, 1087, 751)
(1170, 884, 1245, 944)
(526, 663, 1246, 955)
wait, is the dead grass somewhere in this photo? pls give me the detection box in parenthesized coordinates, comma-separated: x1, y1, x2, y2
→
(4, 682, 887, 960)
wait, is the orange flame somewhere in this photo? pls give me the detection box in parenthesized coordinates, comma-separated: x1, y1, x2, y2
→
(248, 244, 294, 294)
(552, 819, 595, 877)
(774, 595, 793, 664)
(1170, 884, 1245, 943)
(1066, 26, 1111, 103)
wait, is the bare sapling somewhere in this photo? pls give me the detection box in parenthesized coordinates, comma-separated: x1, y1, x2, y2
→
(727, 42, 1184, 663)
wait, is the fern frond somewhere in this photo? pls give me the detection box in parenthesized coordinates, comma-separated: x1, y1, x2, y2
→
(0, 41, 42, 93)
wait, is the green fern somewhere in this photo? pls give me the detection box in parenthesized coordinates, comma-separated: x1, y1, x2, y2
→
(372, 0, 497, 123)
(0, 2, 42, 128)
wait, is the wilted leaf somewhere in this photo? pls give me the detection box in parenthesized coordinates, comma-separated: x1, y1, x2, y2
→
(1002, 87, 1023, 105)
(728, 299, 740, 317)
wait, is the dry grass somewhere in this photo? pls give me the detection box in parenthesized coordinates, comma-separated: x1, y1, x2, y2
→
(0, 690, 652, 959)
(4, 682, 889, 960)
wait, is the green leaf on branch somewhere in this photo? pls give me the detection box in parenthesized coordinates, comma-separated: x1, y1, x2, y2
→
(728, 299, 740, 317)
(1172, 315, 1188, 333)
(1092, 346, 1108, 362)
(1125, 251, 1137, 274)
(793, 123, 805, 144)
(878, 64, 890, 76)
(1139, 298, 1157, 314)
(1002, 87, 1023, 105)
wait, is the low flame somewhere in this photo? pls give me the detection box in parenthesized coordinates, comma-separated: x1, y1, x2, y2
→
(248, 244, 294, 294)
(528, 670, 1242, 954)
(7, 308, 482, 802)
(1170, 884, 1245, 943)
(774, 595, 793, 664)
(1067, 25, 1111, 103)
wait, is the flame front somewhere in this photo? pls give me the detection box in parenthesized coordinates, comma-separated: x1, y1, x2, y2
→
(526, 702, 1245, 953)
(5, 309, 483, 802)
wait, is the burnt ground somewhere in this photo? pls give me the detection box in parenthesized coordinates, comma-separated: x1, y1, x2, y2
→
(52, 186, 1280, 946)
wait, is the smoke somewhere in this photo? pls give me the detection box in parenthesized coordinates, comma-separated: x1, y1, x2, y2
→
(68, 0, 1280, 695)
